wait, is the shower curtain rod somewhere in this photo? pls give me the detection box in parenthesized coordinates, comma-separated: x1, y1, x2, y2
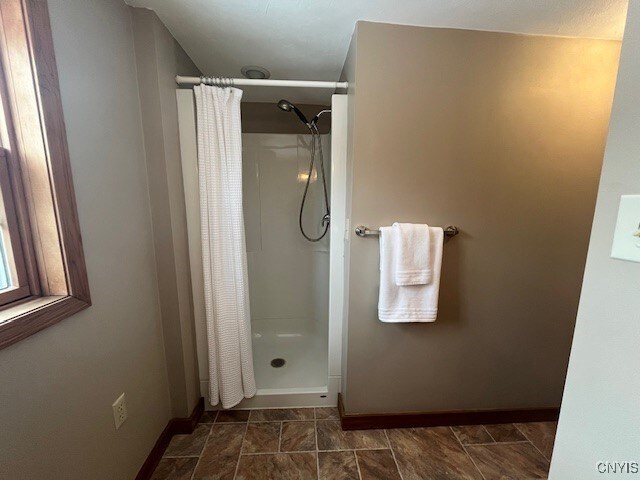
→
(175, 75, 348, 90)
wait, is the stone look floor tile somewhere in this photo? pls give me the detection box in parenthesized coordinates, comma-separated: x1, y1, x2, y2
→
(317, 420, 388, 451)
(315, 407, 339, 420)
(356, 449, 401, 480)
(199, 411, 218, 424)
(280, 421, 316, 452)
(151, 408, 560, 480)
(466, 442, 550, 479)
(235, 452, 317, 480)
(216, 409, 251, 423)
(150, 457, 198, 480)
(164, 424, 211, 457)
(387, 427, 483, 480)
(242, 422, 281, 453)
(515, 422, 557, 460)
(451, 425, 494, 445)
(249, 408, 315, 422)
(484, 424, 527, 443)
(318, 451, 359, 480)
(192, 423, 245, 480)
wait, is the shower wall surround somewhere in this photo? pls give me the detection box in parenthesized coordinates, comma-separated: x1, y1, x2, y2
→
(340, 22, 621, 414)
(243, 133, 330, 329)
(243, 133, 331, 390)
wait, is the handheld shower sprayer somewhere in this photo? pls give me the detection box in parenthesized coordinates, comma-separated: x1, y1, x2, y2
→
(277, 99, 311, 126)
(276, 99, 331, 242)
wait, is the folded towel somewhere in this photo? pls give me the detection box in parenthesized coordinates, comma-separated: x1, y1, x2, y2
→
(378, 225, 444, 322)
(393, 223, 432, 285)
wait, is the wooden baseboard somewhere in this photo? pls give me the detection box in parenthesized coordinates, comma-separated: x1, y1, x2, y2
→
(168, 396, 205, 435)
(337, 393, 559, 431)
(135, 397, 204, 480)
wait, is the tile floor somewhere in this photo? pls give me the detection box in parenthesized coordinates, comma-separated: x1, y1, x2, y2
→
(151, 407, 557, 480)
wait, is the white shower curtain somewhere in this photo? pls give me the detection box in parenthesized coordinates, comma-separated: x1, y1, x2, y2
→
(194, 85, 256, 408)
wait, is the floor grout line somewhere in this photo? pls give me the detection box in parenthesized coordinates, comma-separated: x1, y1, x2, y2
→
(240, 451, 317, 456)
(461, 443, 488, 480)
(384, 429, 404, 480)
(450, 425, 464, 446)
(278, 421, 283, 453)
(513, 423, 552, 463)
(314, 420, 320, 480)
(236, 446, 395, 455)
(462, 440, 531, 447)
(484, 425, 498, 443)
(232, 421, 250, 480)
(246, 418, 317, 423)
(451, 427, 488, 480)
(353, 449, 364, 480)
(322, 447, 393, 452)
(479, 425, 495, 443)
(163, 454, 203, 459)
(188, 423, 213, 480)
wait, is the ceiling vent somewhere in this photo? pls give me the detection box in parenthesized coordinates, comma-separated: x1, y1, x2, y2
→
(241, 65, 271, 79)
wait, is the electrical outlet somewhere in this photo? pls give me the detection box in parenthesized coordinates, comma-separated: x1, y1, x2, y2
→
(112, 393, 128, 430)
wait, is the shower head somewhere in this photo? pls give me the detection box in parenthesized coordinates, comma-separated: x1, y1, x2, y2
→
(277, 99, 293, 112)
(277, 99, 310, 126)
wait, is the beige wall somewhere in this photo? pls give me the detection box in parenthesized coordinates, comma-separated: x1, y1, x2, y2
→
(341, 22, 620, 414)
(0, 1, 172, 479)
(131, 8, 201, 418)
(550, 1, 640, 476)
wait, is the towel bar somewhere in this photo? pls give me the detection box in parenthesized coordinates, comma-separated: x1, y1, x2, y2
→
(355, 225, 459, 238)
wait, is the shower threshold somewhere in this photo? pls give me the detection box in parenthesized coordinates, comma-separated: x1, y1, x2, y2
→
(199, 381, 339, 409)
(236, 381, 339, 409)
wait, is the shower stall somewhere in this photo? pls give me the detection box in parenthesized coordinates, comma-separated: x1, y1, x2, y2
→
(176, 90, 347, 408)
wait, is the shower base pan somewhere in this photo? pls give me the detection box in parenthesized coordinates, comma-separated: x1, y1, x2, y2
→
(200, 318, 339, 409)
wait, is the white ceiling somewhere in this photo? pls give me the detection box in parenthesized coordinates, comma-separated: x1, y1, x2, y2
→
(126, 0, 628, 103)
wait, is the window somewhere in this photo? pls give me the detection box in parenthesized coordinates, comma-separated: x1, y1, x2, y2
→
(0, 145, 30, 305)
(0, 0, 90, 349)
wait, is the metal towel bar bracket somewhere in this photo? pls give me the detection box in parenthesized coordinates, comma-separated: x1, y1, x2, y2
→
(355, 225, 459, 238)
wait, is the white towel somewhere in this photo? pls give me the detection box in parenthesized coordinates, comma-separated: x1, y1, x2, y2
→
(378, 225, 444, 322)
(393, 223, 432, 285)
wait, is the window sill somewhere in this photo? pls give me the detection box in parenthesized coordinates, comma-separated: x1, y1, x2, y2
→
(0, 295, 90, 349)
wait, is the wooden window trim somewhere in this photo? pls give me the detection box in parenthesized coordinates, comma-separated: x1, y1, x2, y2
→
(0, 0, 90, 349)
